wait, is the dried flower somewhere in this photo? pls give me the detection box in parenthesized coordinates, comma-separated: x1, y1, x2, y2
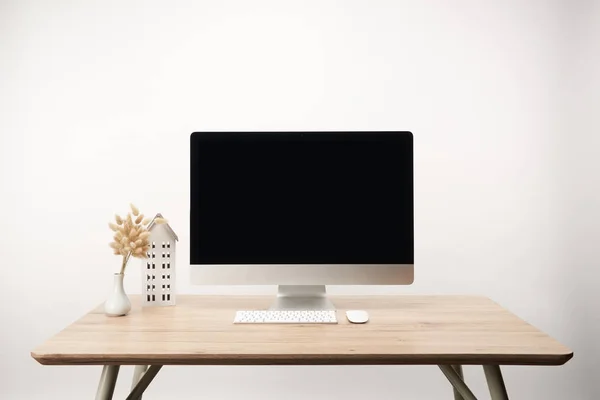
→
(110, 204, 167, 274)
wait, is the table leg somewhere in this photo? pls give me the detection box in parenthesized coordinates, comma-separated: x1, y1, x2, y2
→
(125, 365, 162, 400)
(483, 365, 509, 400)
(452, 365, 465, 400)
(130, 365, 148, 400)
(438, 365, 478, 400)
(95, 365, 120, 400)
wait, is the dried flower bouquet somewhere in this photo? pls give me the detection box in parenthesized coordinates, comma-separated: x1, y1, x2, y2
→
(109, 204, 166, 274)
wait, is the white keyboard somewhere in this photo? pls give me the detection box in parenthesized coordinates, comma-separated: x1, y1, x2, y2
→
(234, 310, 338, 324)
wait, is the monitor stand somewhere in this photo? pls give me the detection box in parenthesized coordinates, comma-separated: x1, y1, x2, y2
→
(269, 285, 335, 311)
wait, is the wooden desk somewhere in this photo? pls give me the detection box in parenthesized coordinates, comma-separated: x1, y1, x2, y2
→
(31, 295, 572, 400)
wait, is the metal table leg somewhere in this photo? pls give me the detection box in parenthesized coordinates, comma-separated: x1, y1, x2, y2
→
(95, 365, 120, 400)
(125, 365, 162, 400)
(130, 365, 149, 400)
(439, 365, 478, 400)
(452, 365, 465, 400)
(483, 365, 509, 400)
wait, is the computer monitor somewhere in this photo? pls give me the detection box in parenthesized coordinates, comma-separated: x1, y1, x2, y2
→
(190, 131, 413, 309)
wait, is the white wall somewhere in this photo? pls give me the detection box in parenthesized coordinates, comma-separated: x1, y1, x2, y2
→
(1, 0, 597, 398)
(559, 1, 600, 398)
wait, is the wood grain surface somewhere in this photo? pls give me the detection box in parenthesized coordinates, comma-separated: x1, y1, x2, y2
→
(31, 295, 573, 366)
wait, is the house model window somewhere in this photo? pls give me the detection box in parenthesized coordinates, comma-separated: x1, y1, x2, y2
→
(141, 213, 178, 307)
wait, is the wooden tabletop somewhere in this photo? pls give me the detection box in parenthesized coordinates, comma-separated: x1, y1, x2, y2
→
(31, 295, 572, 366)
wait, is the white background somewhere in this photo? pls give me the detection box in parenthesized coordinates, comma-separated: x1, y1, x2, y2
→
(1, 0, 598, 398)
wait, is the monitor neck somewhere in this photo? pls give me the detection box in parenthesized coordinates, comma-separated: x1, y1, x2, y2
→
(269, 285, 335, 311)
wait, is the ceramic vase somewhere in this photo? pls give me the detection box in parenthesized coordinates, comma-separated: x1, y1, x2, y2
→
(104, 273, 131, 316)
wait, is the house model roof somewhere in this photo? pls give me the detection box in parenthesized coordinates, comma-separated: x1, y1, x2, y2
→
(147, 213, 179, 241)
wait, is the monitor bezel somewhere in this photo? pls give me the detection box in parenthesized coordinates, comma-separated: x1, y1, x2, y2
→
(189, 131, 414, 285)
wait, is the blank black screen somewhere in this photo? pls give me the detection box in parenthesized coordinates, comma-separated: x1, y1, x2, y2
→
(190, 132, 413, 265)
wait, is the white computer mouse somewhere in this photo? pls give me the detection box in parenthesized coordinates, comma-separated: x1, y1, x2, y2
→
(346, 310, 369, 324)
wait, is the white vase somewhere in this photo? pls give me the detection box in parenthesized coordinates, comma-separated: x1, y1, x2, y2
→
(104, 273, 131, 317)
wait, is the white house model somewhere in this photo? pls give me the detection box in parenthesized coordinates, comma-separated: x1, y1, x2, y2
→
(142, 213, 178, 307)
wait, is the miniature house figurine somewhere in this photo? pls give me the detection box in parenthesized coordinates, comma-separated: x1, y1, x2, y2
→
(142, 213, 178, 307)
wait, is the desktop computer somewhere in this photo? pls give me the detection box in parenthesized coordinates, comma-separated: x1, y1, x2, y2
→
(190, 131, 413, 321)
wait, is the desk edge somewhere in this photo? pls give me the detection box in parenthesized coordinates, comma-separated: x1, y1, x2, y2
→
(31, 350, 574, 367)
